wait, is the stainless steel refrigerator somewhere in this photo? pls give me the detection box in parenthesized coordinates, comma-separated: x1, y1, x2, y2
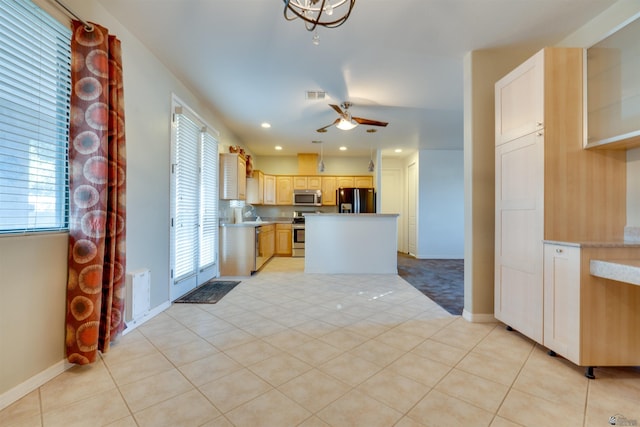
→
(337, 187, 376, 213)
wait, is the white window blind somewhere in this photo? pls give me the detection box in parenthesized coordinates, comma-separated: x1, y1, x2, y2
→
(0, 0, 71, 233)
(199, 131, 218, 270)
(174, 113, 201, 281)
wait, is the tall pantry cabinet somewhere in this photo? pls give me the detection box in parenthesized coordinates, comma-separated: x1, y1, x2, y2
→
(494, 48, 626, 343)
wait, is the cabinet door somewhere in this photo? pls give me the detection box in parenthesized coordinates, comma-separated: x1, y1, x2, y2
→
(307, 176, 322, 190)
(246, 170, 264, 204)
(336, 176, 354, 188)
(264, 175, 276, 205)
(276, 176, 293, 205)
(237, 155, 246, 200)
(219, 153, 246, 200)
(293, 176, 307, 190)
(494, 132, 544, 342)
(263, 225, 275, 259)
(354, 176, 373, 188)
(275, 224, 292, 256)
(495, 49, 544, 145)
(543, 243, 581, 363)
(321, 177, 337, 206)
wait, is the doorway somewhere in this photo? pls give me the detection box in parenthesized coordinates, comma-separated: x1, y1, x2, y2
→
(169, 97, 219, 301)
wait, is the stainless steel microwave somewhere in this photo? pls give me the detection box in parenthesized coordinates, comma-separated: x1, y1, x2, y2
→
(293, 189, 322, 206)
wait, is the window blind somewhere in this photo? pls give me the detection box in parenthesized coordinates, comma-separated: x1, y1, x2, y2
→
(199, 130, 218, 270)
(174, 113, 201, 281)
(0, 0, 71, 233)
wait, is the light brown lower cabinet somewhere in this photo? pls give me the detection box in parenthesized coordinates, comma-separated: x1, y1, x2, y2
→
(275, 223, 292, 256)
(543, 242, 640, 378)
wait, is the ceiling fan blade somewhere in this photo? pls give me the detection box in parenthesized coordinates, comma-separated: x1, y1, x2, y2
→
(329, 104, 345, 116)
(316, 118, 340, 132)
(352, 116, 389, 127)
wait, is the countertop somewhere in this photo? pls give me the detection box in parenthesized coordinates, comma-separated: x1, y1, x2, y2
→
(303, 213, 400, 217)
(590, 259, 640, 286)
(220, 219, 292, 227)
(544, 240, 640, 287)
(543, 239, 640, 248)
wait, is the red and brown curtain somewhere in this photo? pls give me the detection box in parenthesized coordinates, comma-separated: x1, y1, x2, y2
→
(65, 21, 126, 365)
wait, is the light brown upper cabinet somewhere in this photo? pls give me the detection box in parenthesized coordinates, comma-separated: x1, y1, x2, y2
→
(263, 174, 276, 205)
(219, 153, 246, 200)
(246, 169, 264, 204)
(336, 176, 354, 188)
(276, 176, 293, 205)
(321, 176, 337, 206)
(354, 176, 373, 188)
(293, 176, 322, 190)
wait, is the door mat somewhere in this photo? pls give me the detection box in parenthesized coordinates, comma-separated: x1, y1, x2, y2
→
(174, 280, 240, 304)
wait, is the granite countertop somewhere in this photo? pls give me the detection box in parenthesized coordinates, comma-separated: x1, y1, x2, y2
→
(220, 219, 292, 227)
(304, 213, 400, 217)
(544, 240, 640, 248)
(590, 259, 640, 286)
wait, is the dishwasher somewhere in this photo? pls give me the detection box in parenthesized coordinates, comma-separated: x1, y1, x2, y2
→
(255, 225, 267, 271)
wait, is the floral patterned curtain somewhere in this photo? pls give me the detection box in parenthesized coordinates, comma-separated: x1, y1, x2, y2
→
(65, 21, 126, 365)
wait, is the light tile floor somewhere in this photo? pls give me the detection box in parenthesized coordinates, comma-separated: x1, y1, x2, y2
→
(2, 257, 640, 427)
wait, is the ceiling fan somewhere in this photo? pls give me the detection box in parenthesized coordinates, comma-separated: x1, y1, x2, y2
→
(316, 102, 388, 132)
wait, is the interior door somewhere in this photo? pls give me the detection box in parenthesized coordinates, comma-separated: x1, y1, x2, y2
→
(381, 168, 404, 252)
(407, 161, 417, 256)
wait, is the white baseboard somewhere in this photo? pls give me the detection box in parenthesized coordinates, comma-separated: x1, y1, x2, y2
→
(123, 300, 170, 335)
(462, 309, 496, 323)
(0, 359, 73, 411)
(0, 300, 170, 411)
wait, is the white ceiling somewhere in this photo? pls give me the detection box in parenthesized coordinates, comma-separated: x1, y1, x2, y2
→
(96, 0, 617, 158)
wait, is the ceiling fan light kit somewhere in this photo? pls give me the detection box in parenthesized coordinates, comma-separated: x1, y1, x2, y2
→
(336, 118, 358, 130)
(317, 101, 388, 133)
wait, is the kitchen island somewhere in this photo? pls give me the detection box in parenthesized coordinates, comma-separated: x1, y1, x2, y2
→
(304, 213, 399, 274)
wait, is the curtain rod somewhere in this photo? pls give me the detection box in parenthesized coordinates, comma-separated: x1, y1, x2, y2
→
(50, 0, 94, 32)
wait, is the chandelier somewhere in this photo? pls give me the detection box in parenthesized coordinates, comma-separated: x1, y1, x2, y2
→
(283, 0, 356, 31)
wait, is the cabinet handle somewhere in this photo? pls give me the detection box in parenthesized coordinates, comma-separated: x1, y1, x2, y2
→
(537, 131, 544, 136)
(537, 122, 543, 127)
(555, 248, 563, 253)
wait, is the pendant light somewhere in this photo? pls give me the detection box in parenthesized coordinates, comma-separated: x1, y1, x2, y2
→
(314, 140, 325, 172)
(368, 146, 374, 172)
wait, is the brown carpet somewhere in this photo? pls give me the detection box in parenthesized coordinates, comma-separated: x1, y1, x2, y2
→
(397, 253, 464, 315)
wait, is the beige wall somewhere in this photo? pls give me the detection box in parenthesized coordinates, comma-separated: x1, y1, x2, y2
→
(462, 48, 536, 320)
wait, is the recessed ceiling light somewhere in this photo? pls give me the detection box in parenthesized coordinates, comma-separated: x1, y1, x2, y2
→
(275, 146, 282, 150)
(261, 122, 271, 128)
(339, 146, 347, 151)
(395, 149, 402, 153)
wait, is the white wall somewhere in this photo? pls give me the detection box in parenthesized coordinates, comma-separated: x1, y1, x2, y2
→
(0, 0, 242, 403)
(417, 150, 465, 258)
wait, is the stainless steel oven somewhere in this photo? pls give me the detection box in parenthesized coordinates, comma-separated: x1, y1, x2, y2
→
(292, 212, 305, 257)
